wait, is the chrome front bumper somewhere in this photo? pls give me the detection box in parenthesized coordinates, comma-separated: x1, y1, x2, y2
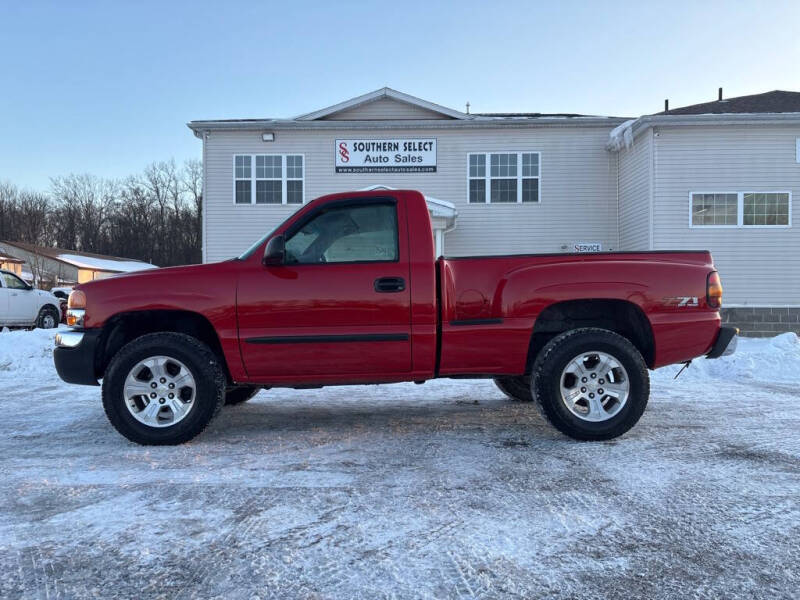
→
(55, 330, 85, 348)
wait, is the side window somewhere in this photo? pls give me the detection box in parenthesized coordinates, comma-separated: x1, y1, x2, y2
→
(2, 273, 28, 289)
(284, 202, 398, 264)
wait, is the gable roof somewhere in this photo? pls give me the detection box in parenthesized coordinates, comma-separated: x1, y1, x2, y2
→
(187, 88, 626, 134)
(657, 90, 800, 116)
(295, 87, 468, 121)
(0, 241, 157, 273)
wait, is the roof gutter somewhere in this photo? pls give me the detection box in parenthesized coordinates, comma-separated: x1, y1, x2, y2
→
(187, 116, 628, 134)
(606, 112, 800, 151)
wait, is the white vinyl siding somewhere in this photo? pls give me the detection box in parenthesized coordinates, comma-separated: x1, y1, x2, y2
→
(467, 152, 540, 204)
(652, 124, 800, 304)
(204, 126, 618, 261)
(233, 154, 304, 205)
(617, 133, 652, 251)
(321, 97, 448, 121)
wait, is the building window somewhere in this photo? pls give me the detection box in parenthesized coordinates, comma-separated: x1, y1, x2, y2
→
(690, 192, 791, 227)
(468, 154, 486, 203)
(286, 155, 304, 204)
(234, 154, 304, 205)
(255, 155, 281, 204)
(234, 156, 251, 204)
(743, 193, 790, 226)
(690, 193, 738, 226)
(468, 152, 540, 203)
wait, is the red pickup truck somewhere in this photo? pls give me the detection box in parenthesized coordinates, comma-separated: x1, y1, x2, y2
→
(54, 190, 736, 445)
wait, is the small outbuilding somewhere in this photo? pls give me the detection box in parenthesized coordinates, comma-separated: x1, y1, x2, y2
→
(0, 241, 157, 287)
(0, 253, 24, 276)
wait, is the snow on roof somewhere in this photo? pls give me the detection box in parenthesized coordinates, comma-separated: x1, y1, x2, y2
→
(57, 254, 158, 273)
(607, 119, 637, 151)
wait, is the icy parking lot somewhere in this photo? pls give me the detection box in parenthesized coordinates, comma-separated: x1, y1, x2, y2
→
(1, 329, 798, 599)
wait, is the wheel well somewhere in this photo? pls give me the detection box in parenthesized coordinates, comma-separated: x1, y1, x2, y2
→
(97, 310, 230, 382)
(527, 299, 655, 370)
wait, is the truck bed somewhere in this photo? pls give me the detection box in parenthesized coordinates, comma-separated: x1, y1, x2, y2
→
(437, 250, 719, 373)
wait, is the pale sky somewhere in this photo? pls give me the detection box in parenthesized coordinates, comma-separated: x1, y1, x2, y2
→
(1, 0, 798, 189)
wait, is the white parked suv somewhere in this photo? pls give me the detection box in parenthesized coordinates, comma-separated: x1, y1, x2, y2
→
(0, 270, 61, 328)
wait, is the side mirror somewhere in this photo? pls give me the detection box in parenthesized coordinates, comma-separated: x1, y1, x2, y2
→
(262, 235, 286, 266)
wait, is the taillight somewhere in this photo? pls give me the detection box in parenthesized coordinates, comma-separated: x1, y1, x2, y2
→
(707, 271, 723, 309)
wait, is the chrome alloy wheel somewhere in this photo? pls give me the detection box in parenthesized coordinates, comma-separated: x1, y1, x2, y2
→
(559, 351, 629, 422)
(41, 314, 56, 329)
(123, 356, 196, 428)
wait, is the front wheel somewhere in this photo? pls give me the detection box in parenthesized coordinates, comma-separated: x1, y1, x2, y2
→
(531, 328, 649, 441)
(36, 306, 60, 329)
(102, 332, 226, 445)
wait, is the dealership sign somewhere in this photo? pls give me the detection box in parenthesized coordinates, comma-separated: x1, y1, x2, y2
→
(335, 139, 437, 173)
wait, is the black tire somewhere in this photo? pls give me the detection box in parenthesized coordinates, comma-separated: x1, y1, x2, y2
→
(494, 376, 533, 402)
(531, 328, 649, 441)
(102, 332, 226, 445)
(36, 305, 60, 329)
(224, 386, 261, 406)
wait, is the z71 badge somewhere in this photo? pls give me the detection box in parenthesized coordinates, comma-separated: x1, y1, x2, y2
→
(662, 296, 699, 307)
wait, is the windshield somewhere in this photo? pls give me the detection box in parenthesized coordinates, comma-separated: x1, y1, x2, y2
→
(237, 225, 279, 260)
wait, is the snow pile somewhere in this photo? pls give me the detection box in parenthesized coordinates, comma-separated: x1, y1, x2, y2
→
(652, 332, 800, 385)
(607, 118, 637, 150)
(0, 326, 62, 376)
(57, 254, 157, 273)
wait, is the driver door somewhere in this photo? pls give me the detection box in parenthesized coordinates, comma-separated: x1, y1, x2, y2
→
(237, 197, 412, 381)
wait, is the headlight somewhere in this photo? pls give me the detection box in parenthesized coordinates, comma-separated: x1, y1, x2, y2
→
(67, 289, 86, 327)
(67, 290, 86, 309)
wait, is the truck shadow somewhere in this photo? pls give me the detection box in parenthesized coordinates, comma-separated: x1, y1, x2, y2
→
(209, 394, 548, 438)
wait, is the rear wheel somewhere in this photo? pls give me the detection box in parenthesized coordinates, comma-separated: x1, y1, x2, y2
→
(494, 376, 533, 402)
(36, 306, 59, 329)
(102, 332, 226, 445)
(531, 328, 649, 441)
(224, 386, 261, 406)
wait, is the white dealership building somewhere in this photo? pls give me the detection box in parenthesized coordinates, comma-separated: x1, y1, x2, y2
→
(189, 88, 800, 335)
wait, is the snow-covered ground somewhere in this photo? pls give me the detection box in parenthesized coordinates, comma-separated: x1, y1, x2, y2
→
(1, 328, 798, 599)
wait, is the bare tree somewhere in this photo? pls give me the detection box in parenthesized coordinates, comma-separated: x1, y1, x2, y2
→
(2, 158, 202, 271)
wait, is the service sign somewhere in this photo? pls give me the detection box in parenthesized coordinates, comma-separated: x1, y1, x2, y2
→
(573, 242, 602, 253)
(335, 139, 437, 173)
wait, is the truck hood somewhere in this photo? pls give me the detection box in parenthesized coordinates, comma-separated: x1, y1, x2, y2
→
(75, 261, 234, 293)
(34, 289, 59, 302)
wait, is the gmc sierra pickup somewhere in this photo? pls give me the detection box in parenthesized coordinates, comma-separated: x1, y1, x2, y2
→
(54, 190, 737, 445)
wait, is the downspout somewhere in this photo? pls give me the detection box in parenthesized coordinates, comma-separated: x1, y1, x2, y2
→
(649, 128, 655, 250)
(440, 218, 457, 257)
(202, 131, 208, 263)
(615, 151, 620, 251)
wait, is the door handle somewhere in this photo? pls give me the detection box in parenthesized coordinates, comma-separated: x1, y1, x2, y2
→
(374, 277, 406, 293)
